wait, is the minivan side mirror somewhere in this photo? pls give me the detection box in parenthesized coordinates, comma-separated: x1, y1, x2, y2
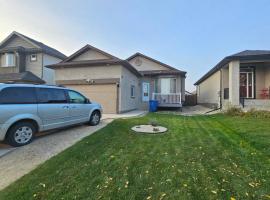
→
(85, 98, 91, 104)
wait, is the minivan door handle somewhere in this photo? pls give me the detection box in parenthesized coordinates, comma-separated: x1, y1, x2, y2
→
(62, 105, 69, 109)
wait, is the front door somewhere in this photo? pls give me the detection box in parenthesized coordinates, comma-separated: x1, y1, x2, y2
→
(142, 82, 150, 102)
(240, 69, 254, 98)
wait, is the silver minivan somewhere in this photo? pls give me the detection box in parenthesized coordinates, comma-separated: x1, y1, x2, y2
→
(0, 84, 102, 147)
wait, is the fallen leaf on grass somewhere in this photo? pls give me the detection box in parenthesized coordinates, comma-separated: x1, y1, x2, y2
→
(160, 193, 166, 200)
(39, 183, 46, 188)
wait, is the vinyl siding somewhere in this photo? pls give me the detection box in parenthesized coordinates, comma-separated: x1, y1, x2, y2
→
(197, 71, 220, 106)
(25, 53, 43, 77)
(55, 65, 122, 81)
(119, 66, 140, 112)
(128, 56, 169, 71)
(43, 54, 62, 84)
(72, 49, 110, 61)
(2, 35, 36, 49)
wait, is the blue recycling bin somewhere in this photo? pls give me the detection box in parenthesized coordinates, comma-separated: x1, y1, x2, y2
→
(149, 100, 158, 112)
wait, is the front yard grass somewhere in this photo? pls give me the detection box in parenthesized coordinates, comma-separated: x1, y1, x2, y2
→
(0, 113, 270, 199)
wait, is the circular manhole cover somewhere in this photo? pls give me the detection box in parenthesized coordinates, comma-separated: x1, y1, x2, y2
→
(131, 125, 167, 134)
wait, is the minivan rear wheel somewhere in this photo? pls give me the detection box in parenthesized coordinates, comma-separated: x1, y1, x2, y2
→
(89, 111, 101, 126)
(6, 122, 36, 147)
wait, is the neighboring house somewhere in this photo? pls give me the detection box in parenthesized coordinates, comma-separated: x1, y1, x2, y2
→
(0, 31, 66, 84)
(127, 53, 186, 110)
(47, 45, 186, 114)
(195, 50, 270, 110)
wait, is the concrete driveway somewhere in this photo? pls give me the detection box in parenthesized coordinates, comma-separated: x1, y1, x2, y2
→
(0, 119, 112, 190)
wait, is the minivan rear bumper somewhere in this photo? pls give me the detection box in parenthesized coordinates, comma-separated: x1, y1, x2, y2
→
(0, 124, 7, 141)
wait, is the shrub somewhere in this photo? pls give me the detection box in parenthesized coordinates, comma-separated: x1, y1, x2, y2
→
(148, 119, 159, 127)
(245, 109, 270, 119)
(224, 106, 243, 116)
(225, 107, 270, 118)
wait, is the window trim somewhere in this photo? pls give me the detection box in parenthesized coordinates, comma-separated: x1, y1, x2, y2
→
(4, 53, 15, 67)
(160, 78, 177, 94)
(131, 85, 135, 98)
(30, 54, 37, 62)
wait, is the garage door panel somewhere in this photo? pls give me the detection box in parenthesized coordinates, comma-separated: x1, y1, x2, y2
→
(65, 84, 117, 114)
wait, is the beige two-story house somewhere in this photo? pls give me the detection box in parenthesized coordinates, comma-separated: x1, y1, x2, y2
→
(0, 31, 66, 84)
(48, 44, 186, 113)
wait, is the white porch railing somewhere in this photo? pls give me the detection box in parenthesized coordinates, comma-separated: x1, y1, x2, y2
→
(152, 93, 182, 106)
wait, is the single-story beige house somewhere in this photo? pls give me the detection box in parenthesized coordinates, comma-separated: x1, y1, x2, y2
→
(194, 50, 270, 110)
(47, 45, 186, 113)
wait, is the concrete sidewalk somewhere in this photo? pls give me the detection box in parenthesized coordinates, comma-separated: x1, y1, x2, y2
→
(102, 110, 147, 119)
(157, 105, 220, 116)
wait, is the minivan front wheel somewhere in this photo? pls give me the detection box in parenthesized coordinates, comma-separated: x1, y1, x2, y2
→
(89, 111, 101, 126)
(6, 122, 36, 147)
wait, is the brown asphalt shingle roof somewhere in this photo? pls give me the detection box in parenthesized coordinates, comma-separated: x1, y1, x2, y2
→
(0, 31, 66, 60)
(0, 71, 45, 84)
(194, 50, 270, 85)
(47, 45, 142, 77)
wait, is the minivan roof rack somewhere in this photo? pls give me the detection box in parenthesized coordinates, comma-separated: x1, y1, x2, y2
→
(0, 82, 66, 87)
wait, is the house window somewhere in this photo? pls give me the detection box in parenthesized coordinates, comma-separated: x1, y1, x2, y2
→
(160, 78, 177, 94)
(4, 53, 15, 67)
(30, 54, 37, 62)
(131, 85, 135, 98)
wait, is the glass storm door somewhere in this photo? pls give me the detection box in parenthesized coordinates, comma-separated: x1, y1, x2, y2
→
(240, 71, 254, 98)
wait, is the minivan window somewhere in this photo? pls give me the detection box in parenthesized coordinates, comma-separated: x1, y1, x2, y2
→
(37, 88, 67, 104)
(68, 90, 86, 104)
(0, 87, 37, 104)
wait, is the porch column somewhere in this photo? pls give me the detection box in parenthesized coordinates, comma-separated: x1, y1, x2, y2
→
(229, 60, 240, 106)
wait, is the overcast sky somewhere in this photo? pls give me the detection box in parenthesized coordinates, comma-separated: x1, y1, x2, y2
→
(1, 0, 270, 91)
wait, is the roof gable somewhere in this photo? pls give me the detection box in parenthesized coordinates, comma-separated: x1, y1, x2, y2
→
(127, 52, 186, 73)
(0, 33, 38, 49)
(0, 31, 66, 60)
(72, 49, 111, 61)
(63, 44, 119, 62)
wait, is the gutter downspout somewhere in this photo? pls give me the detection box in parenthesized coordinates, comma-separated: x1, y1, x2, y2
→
(41, 53, 44, 79)
(205, 69, 223, 115)
(219, 69, 222, 109)
(207, 69, 223, 114)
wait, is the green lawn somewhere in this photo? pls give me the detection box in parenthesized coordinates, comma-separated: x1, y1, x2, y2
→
(1, 113, 270, 200)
